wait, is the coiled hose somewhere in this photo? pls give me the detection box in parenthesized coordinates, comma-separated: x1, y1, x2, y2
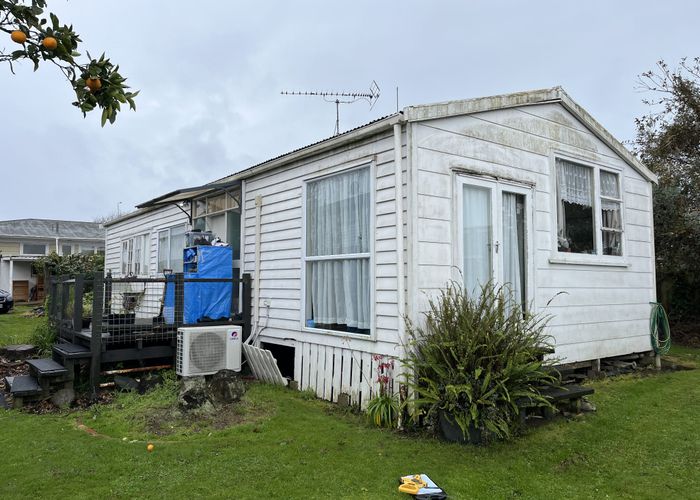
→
(649, 302, 671, 355)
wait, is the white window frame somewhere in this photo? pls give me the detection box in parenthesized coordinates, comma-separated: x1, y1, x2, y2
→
(157, 224, 187, 273)
(549, 152, 628, 267)
(120, 233, 149, 276)
(300, 161, 376, 340)
(21, 242, 47, 255)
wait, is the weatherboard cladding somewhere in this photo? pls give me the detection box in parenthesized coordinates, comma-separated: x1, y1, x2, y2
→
(409, 102, 654, 363)
(242, 126, 407, 358)
(104, 87, 655, 395)
(0, 219, 105, 240)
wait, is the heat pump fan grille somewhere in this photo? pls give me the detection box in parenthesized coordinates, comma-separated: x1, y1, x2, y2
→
(189, 331, 226, 373)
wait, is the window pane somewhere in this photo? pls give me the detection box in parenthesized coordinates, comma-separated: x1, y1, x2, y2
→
(602, 199, 622, 256)
(158, 230, 169, 272)
(305, 258, 370, 334)
(208, 214, 226, 240)
(306, 168, 370, 257)
(23, 243, 46, 255)
(502, 192, 525, 310)
(557, 160, 595, 254)
(208, 194, 226, 213)
(62, 244, 72, 256)
(80, 245, 95, 255)
(133, 237, 142, 275)
(463, 184, 492, 296)
(122, 240, 130, 275)
(193, 217, 205, 231)
(194, 199, 207, 218)
(170, 225, 186, 272)
(226, 210, 241, 260)
(602, 230, 622, 256)
(600, 171, 620, 199)
(305, 167, 371, 334)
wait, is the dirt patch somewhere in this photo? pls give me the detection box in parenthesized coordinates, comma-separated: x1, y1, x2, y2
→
(557, 451, 589, 471)
(143, 397, 272, 436)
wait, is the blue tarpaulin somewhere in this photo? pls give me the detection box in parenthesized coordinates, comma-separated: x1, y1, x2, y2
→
(163, 246, 233, 324)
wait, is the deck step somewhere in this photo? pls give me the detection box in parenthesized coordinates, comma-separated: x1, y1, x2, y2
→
(53, 342, 91, 360)
(5, 375, 42, 396)
(26, 358, 69, 378)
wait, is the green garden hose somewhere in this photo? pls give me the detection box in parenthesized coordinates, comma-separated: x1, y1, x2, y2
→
(649, 302, 671, 355)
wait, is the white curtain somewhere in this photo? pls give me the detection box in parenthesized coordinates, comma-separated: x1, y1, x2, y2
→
(600, 171, 621, 254)
(502, 193, 523, 309)
(557, 159, 593, 206)
(463, 185, 491, 297)
(557, 159, 593, 249)
(307, 168, 370, 330)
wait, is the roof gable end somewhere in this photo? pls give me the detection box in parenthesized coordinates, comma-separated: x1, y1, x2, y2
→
(404, 87, 657, 183)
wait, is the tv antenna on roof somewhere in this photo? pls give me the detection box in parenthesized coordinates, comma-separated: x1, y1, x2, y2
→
(281, 80, 380, 136)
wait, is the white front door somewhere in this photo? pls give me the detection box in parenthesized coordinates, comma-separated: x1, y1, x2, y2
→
(457, 176, 531, 309)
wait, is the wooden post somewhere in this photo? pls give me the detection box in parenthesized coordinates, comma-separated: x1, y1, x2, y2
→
(174, 273, 184, 327)
(104, 271, 113, 316)
(90, 274, 104, 394)
(73, 274, 84, 340)
(242, 273, 252, 341)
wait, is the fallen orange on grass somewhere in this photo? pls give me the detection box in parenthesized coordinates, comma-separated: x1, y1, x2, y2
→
(147, 443, 155, 452)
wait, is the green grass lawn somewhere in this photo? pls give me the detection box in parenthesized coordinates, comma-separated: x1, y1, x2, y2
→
(0, 305, 39, 346)
(1, 313, 699, 498)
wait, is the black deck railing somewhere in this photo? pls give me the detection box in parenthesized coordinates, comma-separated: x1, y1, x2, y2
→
(47, 272, 252, 388)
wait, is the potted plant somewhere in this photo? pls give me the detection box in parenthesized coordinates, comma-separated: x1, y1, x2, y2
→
(403, 281, 559, 444)
(81, 291, 93, 329)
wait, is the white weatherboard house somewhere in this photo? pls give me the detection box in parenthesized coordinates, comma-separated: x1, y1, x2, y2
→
(104, 88, 657, 407)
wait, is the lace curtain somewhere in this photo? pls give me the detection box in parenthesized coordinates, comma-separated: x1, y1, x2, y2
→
(306, 168, 371, 331)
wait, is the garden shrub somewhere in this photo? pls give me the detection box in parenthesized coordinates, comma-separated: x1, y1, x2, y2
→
(403, 281, 559, 443)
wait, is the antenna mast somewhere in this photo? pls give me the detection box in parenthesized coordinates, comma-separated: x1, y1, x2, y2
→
(281, 80, 380, 135)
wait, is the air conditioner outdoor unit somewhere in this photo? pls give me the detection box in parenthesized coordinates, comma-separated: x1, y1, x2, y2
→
(176, 325, 242, 376)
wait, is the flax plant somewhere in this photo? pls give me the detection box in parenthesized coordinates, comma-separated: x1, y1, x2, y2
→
(403, 281, 560, 443)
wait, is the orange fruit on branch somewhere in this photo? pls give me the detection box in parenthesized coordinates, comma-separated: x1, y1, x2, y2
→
(86, 78, 102, 92)
(10, 30, 27, 44)
(42, 36, 58, 50)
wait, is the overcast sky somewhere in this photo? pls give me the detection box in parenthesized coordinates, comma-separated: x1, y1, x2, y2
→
(1, 0, 697, 222)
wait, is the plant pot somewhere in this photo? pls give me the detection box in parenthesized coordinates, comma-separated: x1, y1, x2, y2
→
(81, 317, 91, 329)
(438, 410, 482, 445)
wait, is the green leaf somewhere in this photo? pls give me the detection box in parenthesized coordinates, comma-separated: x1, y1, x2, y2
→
(100, 107, 108, 127)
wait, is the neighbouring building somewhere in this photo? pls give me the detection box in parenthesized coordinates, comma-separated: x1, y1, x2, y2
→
(0, 219, 105, 302)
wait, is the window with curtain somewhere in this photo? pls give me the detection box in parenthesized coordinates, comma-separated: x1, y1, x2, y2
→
(502, 192, 525, 310)
(556, 159, 595, 253)
(121, 234, 148, 276)
(600, 170, 622, 256)
(305, 166, 371, 335)
(556, 158, 624, 257)
(158, 224, 186, 272)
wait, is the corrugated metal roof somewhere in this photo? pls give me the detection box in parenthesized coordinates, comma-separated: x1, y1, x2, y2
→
(210, 113, 399, 184)
(0, 219, 105, 239)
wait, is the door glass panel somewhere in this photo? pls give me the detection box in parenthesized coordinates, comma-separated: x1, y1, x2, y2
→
(463, 184, 492, 296)
(502, 192, 526, 310)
